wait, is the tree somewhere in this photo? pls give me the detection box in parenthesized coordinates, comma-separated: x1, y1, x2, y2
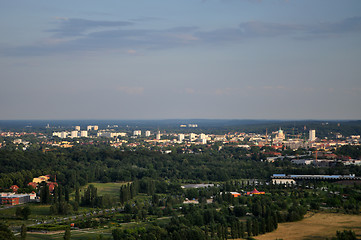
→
(40, 184, 50, 204)
(0, 222, 15, 240)
(15, 207, 22, 219)
(334, 230, 356, 240)
(247, 219, 252, 237)
(75, 183, 80, 204)
(21, 206, 31, 220)
(63, 227, 71, 240)
(16, 206, 31, 220)
(20, 224, 27, 240)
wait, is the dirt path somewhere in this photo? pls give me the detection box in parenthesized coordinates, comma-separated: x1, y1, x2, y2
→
(254, 212, 361, 240)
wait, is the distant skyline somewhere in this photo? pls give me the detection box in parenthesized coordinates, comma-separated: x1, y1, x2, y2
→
(1, 0, 361, 120)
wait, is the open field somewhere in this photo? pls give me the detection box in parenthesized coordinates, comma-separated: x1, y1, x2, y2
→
(26, 228, 113, 240)
(255, 212, 361, 240)
(78, 182, 129, 197)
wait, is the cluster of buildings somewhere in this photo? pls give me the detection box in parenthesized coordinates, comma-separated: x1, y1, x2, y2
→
(1, 124, 360, 164)
(271, 174, 360, 185)
(0, 192, 35, 205)
(0, 175, 58, 206)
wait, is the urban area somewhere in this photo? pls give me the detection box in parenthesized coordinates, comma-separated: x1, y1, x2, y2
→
(0, 120, 361, 240)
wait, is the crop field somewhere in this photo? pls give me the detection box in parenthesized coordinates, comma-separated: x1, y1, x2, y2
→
(254, 212, 361, 240)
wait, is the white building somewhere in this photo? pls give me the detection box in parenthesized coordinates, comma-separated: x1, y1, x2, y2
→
(98, 132, 127, 138)
(199, 138, 207, 144)
(87, 125, 99, 131)
(309, 130, 316, 142)
(133, 130, 142, 136)
(75, 126, 81, 131)
(199, 133, 206, 139)
(178, 134, 185, 142)
(60, 132, 68, 139)
(272, 178, 296, 185)
(145, 131, 151, 137)
(80, 131, 88, 137)
(156, 131, 161, 140)
(70, 131, 78, 138)
(189, 133, 196, 141)
(52, 132, 61, 138)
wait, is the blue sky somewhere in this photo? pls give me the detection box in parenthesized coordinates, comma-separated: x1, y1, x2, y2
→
(1, 0, 361, 120)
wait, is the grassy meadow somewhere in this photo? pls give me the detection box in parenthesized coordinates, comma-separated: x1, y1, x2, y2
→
(254, 212, 361, 240)
(77, 182, 129, 197)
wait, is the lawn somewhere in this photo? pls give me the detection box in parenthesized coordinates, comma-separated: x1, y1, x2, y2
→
(77, 182, 130, 198)
(254, 212, 361, 240)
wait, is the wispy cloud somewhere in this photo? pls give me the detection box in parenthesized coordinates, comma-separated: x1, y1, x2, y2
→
(47, 18, 133, 37)
(2, 16, 361, 56)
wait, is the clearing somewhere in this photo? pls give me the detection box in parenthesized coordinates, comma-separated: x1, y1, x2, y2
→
(255, 212, 361, 240)
(78, 182, 129, 197)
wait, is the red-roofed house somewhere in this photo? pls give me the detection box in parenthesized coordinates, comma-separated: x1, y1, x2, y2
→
(28, 182, 38, 189)
(230, 192, 241, 197)
(10, 185, 19, 192)
(47, 182, 58, 192)
(246, 188, 265, 195)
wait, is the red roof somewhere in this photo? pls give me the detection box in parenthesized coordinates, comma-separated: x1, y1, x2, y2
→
(10, 185, 19, 192)
(28, 182, 37, 188)
(247, 188, 265, 195)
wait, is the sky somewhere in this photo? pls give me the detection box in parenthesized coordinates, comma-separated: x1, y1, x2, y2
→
(1, 0, 361, 120)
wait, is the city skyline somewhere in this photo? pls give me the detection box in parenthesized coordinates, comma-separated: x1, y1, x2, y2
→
(1, 0, 361, 120)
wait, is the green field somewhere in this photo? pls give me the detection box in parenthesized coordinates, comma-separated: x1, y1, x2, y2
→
(27, 228, 113, 240)
(78, 182, 129, 197)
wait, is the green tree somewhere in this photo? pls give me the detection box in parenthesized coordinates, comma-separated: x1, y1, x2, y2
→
(63, 227, 71, 240)
(75, 183, 80, 204)
(0, 222, 15, 240)
(20, 224, 27, 240)
(334, 230, 356, 240)
(21, 206, 31, 220)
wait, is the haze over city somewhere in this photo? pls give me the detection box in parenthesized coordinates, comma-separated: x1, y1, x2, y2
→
(1, 0, 361, 120)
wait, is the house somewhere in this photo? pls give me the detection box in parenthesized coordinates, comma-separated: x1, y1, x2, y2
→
(246, 189, 265, 195)
(47, 182, 58, 192)
(32, 175, 50, 183)
(230, 192, 242, 197)
(10, 185, 19, 192)
(28, 182, 38, 189)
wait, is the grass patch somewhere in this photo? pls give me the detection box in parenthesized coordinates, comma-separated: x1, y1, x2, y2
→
(72, 182, 129, 199)
(255, 212, 361, 240)
(29, 203, 51, 217)
(27, 228, 113, 240)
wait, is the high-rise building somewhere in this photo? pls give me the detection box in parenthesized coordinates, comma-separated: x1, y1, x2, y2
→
(71, 131, 78, 138)
(133, 130, 141, 136)
(178, 134, 185, 142)
(87, 125, 99, 131)
(80, 131, 88, 137)
(60, 132, 68, 139)
(309, 130, 316, 141)
(145, 131, 151, 137)
(199, 133, 207, 140)
(190, 133, 196, 141)
(156, 131, 161, 140)
(75, 126, 81, 131)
